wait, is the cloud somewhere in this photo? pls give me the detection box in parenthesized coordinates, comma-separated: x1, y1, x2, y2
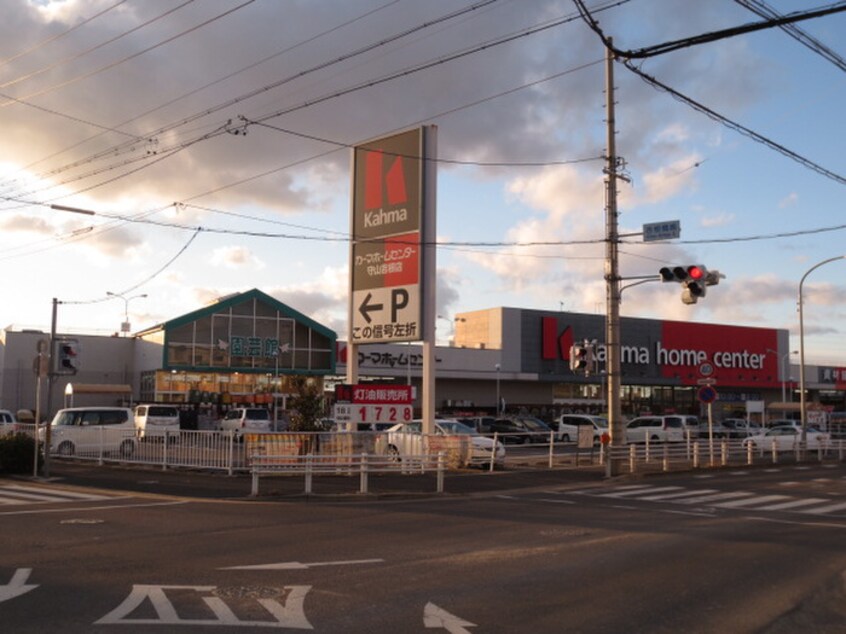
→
(210, 245, 264, 269)
(779, 192, 798, 208)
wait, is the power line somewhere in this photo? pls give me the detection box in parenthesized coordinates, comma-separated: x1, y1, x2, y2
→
(0, 0, 129, 68)
(0, 0, 503, 196)
(0, 0, 196, 91)
(734, 0, 846, 72)
(622, 60, 846, 186)
(572, 0, 846, 59)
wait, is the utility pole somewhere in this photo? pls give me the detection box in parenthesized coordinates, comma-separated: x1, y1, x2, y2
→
(604, 41, 624, 477)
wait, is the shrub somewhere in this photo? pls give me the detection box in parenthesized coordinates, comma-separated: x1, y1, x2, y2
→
(0, 433, 43, 474)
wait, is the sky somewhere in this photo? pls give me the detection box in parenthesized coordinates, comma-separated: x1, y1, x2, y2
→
(1, 0, 845, 365)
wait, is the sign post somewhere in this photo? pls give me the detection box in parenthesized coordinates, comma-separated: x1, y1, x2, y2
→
(697, 374, 718, 466)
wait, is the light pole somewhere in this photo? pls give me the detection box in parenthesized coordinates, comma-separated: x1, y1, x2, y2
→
(766, 348, 798, 403)
(495, 363, 501, 415)
(436, 314, 454, 346)
(107, 291, 148, 337)
(799, 255, 846, 444)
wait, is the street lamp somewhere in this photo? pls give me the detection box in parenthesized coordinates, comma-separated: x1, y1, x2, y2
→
(766, 348, 798, 403)
(495, 363, 501, 415)
(106, 291, 148, 337)
(799, 255, 846, 444)
(436, 314, 454, 346)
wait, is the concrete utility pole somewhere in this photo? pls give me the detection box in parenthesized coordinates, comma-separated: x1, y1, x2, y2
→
(604, 41, 624, 477)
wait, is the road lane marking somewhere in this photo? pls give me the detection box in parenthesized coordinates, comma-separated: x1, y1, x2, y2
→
(675, 491, 754, 505)
(753, 498, 830, 511)
(714, 495, 791, 509)
(802, 501, 846, 515)
(637, 489, 718, 501)
(598, 486, 683, 498)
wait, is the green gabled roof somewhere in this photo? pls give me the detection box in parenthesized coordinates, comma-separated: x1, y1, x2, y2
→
(160, 288, 336, 340)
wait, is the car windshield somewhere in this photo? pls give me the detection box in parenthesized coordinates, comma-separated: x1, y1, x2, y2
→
(521, 419, 549, 431)
(437, 421, 477, 435)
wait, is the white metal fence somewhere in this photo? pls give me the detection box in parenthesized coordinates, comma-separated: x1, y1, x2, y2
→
(5, 424, 844, 476)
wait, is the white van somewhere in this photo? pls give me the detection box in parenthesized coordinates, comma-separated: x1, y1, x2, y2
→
(48, 407, 137, 457)
(134, 404, 180, 440)
(218, 407, 272, 438)
(624, 415, 685, 443)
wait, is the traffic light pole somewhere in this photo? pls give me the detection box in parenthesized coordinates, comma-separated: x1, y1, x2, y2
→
(44, 297, 59, 477)
(604, 41, 624, 477)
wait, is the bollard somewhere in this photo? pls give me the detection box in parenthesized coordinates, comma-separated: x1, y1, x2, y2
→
(693, 441, 700, 469)
(162, 431, 169, 471)
(644, 435, 651, 463)
(436, 451, 445, 493)
(548, 431, 555, 469)
(599, 443, 605, 466)
(251, 470, 259, 496)
(629, 444, 637, 473)
(662, 444, 669, 472)
(721, 440, 728, 466)
(304, 454, 313, 495)
(747, 440, 753, 466)
(360, 453, 369, 494)
(772, 439, 778, 464)
(489, 432, 499, 472)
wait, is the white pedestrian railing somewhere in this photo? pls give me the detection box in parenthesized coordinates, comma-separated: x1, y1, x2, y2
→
(5, 424, 844, 476)
(249, 451, 446, 496)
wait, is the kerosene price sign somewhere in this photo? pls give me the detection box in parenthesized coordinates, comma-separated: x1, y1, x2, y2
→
(333, 383, 414, 424)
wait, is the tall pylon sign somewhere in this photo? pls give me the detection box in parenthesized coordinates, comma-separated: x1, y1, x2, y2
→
(350, 128, 426, 344)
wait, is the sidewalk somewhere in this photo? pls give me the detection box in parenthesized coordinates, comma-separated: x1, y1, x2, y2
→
(30, 460, 609, 501)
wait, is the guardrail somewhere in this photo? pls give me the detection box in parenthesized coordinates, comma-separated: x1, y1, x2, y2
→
(249, 451, 446, 496)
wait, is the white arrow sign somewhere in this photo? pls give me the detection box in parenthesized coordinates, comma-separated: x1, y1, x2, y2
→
(221, 558, 384, 570)
(0, 568, 38, 603)
(424, 602, 476, 633)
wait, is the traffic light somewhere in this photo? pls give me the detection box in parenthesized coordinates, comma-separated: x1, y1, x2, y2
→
(682, 264, 707, 305)
(569, 343, 589, 372)
(659, 264, 721, 305)
(55, 338, 80, 375)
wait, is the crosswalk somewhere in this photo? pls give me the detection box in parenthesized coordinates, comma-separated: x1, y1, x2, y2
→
(561, 483, 846, 517)
(0, 483, 115, 506)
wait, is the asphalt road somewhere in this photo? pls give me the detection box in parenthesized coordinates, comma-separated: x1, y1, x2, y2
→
(1, 463, 844, 632)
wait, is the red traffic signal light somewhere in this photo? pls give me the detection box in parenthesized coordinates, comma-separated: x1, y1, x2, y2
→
(687, 265, 704, 280)
(55, 338, 80, 374)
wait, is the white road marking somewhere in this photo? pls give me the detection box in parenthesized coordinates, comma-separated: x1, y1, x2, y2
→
(598, 486, 683, 498)
(424, 602, 476, 633)
(753, 498, 829, 511)
(0, 569, 38, 604)
(637, 489, 718, 501)
(714, 495, 792, 509)
(675, 491, 754, 505)
(221, 559, 384, 571)
(802, 501, 846, 515)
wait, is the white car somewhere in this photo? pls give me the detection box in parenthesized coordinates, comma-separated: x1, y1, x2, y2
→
(382, 420, 505, 468)
(134, 404, 180, 440)
(47, 407, 138, 457)
(624, 416, 685, 443)
(743, 426, 830, 452)
(218, 407, 272, 438)
(555, 414, 608, 444)
(0, 409, 18, 436)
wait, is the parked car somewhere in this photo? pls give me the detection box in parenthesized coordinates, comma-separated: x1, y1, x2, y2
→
(218, 407, 272, 438)
(0, 409, 18, 436)
(488, 418, 549, 444)
(721, 418, 761, 438)
(134, 404, 180, 440)
(555, 414, 608, 444)
(696, 419, 729, 439)
(455, 416, 497, 434)
(624, 416, 685, 443)
(46, 407, 137, 457)
(742, 426, 830, 452)
(382, 420, 505, 468)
